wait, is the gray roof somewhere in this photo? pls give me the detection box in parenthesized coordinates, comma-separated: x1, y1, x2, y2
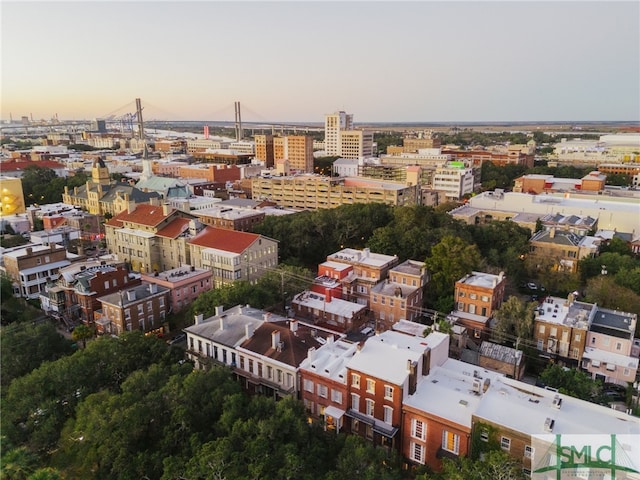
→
(184, 304, 266, 348)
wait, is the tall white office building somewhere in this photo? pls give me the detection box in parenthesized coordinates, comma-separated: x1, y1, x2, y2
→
(324, 111, 354, 156)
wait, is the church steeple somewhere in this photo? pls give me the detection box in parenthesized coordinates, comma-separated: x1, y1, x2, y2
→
(91, 156, 111, 185)
(140, 143, 153, 182)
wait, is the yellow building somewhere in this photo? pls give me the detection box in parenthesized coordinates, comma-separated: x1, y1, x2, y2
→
(0, 176, 26, 216)
(251, 175, 418, 210)
(62, 158, 160, 216)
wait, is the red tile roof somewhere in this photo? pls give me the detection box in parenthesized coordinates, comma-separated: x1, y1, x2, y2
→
(188, 226, 259, 253)
(106, 204, 172, 228)
(156, 218, 190, 239)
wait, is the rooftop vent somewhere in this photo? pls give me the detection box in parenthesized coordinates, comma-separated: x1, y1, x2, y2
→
(552, 394, 562, 409)
(544, 417, 555, 432)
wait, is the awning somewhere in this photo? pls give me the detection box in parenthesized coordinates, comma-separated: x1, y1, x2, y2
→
(373, 420, 398, 438)
(324, 405, 345, 421)
(345, 409, 375, 426)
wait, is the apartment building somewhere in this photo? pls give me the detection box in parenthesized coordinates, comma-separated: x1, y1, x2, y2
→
(403, 360, 502, 471)
(235, 318, 336, 399)
(178, 164, 242, 183)
(326, 248, 399, 308)
(42, 259, 139, 326)
(2, 244, 70, 298)
(528, 228, 600, 273)
(193, 205, 265, 232)
(450, 271, 506, 341)
(582, 308, 638, 385)
(188, 226, 278, 287)
(299, 339, 360, 432)
(251, 175, 419, 210)
(345, 329, 449, 451)
(273, 136, 314, 173)
(141, 265, 212, 313)
(369, 260, 428, 331)
(471, 374, 640, 477)
(104, 203, 199, 273)
(95, 282, 170, 336)
(534, 295, 594, 366)
(290, 289, 368, 333)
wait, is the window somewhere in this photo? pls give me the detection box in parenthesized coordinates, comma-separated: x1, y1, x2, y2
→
(616, 342, 622, 351)
(501, 436, 511, 451)
(351, 374, 360, 388)
(351, 394, 360, 412)
(575, 333, 581, 341)
(524, 445, 534, 459)
(384, 385, 393, 400)
(331, 389, 342, 404)
(365, 398, 374, 417)
(411, 419, 426, 440)
(317, 384, 328, 398)
(383, 406, 393, 424)
(304, 379, 314, 392)
(366, 379, 375, 394)
(442, 431, 459, 454)
(550, 327, 557, 337)
(410, 442, 425, 464)
(539, 325, 545, 334)
(480, 429, 489, 442)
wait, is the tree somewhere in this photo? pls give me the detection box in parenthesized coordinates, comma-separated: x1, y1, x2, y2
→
(538, 364, 600, 401)
(583, 276, 640, 334)
(491, 296, 535, 347)
(441, 450, 525, 480)
(71, 324, 94, 349)
(1, 322, 74, 387)
(424, 235, 482, 309)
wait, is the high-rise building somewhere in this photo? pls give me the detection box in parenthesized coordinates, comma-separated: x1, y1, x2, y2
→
(324, 111, 353, 156)
(272, 136, 314, 173)
(340, 130, 374, 159)
(254, 134, 274, 168)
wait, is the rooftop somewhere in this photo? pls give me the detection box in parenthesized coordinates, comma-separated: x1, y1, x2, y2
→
(535, 296, 595, 329)
(299, 339, 359, 384)
(184, 304, 268, 348)
(292, 291, 367, 319)
(327, 248, 398, 269)
(347, 330, 433, 385)
(457, 271, 505, 289)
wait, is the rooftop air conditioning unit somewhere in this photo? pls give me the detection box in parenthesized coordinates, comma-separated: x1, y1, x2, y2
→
(472, 378, 482, 394)
(552, 394, 562, 409)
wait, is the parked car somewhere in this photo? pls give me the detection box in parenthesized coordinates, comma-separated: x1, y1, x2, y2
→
(167, 333, 186, 345)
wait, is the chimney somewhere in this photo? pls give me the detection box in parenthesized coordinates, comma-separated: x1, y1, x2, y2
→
(127, 202, 135, 214)
(215, 305, 224, 316)
(162, 203, 171, 216)
(271, 330, 281, 350)
(422, 349, 431, 376)
(550, 227, 555, 239)
(290, 319, 298, 332)
(126, 290, 136, 301)
(149, 283, 157, 294)
(245, 323, 254, 339)
(26, 247, 33, 255)
(408, 360, 418, 395)
(194, 313, 203, 325)
(219, 317, 225, 330)
(307, 346, 316, 361)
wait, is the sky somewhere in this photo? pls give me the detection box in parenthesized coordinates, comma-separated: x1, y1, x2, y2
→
(1, 1, 639, 123)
